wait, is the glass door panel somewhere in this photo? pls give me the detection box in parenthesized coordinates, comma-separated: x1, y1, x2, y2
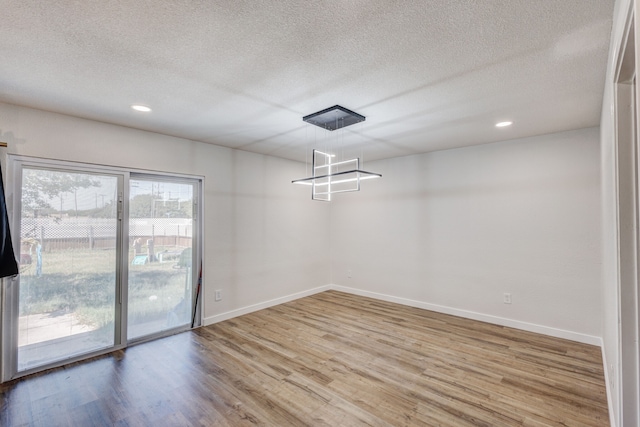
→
(127, 178, 195, 340)
(18, 167, 120, 371)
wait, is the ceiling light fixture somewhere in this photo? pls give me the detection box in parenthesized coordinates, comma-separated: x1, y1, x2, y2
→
(293, 105, 381, 201)
(302, 105, 365, 131)
(496, 121, 513, 127)
(131, 104, 152, 112)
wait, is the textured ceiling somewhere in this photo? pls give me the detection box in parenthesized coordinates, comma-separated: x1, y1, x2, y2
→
(0, 1, 614, 162)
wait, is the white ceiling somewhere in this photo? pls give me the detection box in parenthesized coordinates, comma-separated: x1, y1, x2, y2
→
(0, 1, 614, 163)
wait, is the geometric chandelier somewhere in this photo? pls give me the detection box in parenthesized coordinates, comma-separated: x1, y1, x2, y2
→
(292, 105, 382, 201)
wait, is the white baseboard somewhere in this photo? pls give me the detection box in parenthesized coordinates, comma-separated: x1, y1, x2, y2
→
(330, 285, 602, 346)
(600, 339, 617, 427)
(203, 285, 331, 326)
(204, 283, 601, 346)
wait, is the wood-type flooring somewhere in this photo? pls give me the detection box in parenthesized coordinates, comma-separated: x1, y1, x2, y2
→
(0, 291, 609, 426)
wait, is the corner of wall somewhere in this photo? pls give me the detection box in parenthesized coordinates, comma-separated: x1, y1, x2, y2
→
(203, 285, 331, 326)
(600, 337, 618, 427)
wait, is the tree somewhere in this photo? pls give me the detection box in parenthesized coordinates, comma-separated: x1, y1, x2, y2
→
(22, 169, 101, 217)
(21, 170, 54, 217)
(129, 194, 155, 218)
(129, 194, 192, 219)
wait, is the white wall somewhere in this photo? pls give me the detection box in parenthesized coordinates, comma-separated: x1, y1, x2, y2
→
(0, 102, 331, 324)
(331, 128, 602, 342)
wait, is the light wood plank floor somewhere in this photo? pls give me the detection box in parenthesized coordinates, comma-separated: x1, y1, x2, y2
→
(0, 291, 609, 426)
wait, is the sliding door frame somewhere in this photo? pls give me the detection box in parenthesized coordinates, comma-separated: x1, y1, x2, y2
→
(1, 155, 203, 382)
(613, 5, 640, 425)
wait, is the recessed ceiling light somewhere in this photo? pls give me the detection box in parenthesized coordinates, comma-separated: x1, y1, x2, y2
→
(496, 121, 513, 127)
(131, 104, 151, 112)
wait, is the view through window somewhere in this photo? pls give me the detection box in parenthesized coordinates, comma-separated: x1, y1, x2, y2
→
(18, 168, 119, 370)
(4, 159, 201, 378)
(127, 177, 196, 340)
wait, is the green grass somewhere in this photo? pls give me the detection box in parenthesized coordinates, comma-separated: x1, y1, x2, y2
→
(19, 247, 193, 328)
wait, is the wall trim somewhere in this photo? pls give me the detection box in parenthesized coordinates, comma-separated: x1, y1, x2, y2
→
(601, 337, 618, 427)
(205, 283, 601, 347)
(203, 285, 331, 326)
(331, 285, 602, 346)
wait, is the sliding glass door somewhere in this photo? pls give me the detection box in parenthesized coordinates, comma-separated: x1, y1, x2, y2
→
(127, 177, 197, 340)
(2, 158, 201, 380)
(17, 167, 121, 371)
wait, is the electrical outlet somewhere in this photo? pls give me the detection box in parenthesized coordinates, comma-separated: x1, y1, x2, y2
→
(503, 293, 512, 304)
(215, 290, 222, 301)
(347, 269, 352, 278)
